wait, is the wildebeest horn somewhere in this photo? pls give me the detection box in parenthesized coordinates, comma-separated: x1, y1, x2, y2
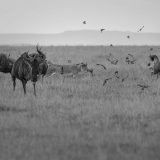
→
(36, 44, 46, 60)
(36, 44, 43, 55)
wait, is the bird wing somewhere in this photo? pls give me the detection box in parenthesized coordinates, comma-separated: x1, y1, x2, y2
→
(96, 64, 107, 70)
(103, 77, 112, 86)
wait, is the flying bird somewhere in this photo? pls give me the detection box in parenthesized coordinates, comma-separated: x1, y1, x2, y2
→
(110, 59, 118, 65)
(96, 64, 106, 70)
(83, 21, 86, 24)
(127, 35, 130, 39)
(103, 77, 112, 86)
(137, 26, 144, 32)
(150, 48, 153, 51)
(115, 71, 119, 75)
(137, 83, 150, 90)
(121, 73, 129, 82)
(100, 28, 105, 33)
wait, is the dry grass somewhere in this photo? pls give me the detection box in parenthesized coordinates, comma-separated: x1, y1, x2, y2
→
(0, 45, 160, 160)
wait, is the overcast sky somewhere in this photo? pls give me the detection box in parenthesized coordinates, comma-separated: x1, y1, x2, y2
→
(0, 0, 159, 33)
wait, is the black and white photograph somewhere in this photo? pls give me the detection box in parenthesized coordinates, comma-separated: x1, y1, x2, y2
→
(0, 0, 160, 159)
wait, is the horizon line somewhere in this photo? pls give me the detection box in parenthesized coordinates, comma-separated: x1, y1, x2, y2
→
(0, 29, 160, 34)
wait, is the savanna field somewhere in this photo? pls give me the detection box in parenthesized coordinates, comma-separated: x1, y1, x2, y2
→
(1, 45, 160, 160)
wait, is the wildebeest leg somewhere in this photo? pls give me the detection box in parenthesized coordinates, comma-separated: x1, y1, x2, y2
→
(22, 80, 27, 95)
(42, 75, 44, 83)
(33, 82, 36, 96)
(12, 76, 16, 91)
(157, 73, 159, 79)
(41, 75, 44, 84)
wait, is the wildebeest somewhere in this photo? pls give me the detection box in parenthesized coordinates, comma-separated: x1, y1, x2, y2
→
(11, 49, 46, 96)
(29, 45, 48, 82)
(0, 53, 15, 74)
(30, 44, 46, 63)
(148, 55, 160, 78)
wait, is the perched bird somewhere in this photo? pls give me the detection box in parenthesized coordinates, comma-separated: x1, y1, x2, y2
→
(137, 26, 144, 32)
(100, 28, 105, 33)
(83, 21, 86, 24)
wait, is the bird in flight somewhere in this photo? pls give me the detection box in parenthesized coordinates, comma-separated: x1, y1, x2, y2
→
(127, 35, 130, 39)
(103, 77, 112, 86)
(137, 26, 144, 32)
(137, 83, 150, 91)
(83, 21, 86, 24)
(100, 28, 105, 33)
(96, 64, 107, 70)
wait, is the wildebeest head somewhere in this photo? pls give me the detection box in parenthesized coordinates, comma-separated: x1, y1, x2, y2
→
(147, 54, 160, 76)
(36, 44, 46, 63)
(148, 55, 159, 68)
(24, 51, 44, 82)
(17, 51, 43, 82)
(11, 50, 45, 96)
(0, 53, 15, 73)
(149, 55, 158, 62)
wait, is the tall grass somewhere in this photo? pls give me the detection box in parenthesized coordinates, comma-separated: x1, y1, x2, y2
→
(0, 45, 160, 160)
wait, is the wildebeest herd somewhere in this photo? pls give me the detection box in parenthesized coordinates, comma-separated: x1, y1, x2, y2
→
(0, 45, 159, 96)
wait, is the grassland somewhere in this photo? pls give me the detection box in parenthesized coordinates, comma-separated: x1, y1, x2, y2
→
(0, 45, 160, 160)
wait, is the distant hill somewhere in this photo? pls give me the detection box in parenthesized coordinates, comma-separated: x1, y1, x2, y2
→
(0, 30, 160, 45)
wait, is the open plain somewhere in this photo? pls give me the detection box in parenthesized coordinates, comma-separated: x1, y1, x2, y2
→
(0, 45, 160, 160)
